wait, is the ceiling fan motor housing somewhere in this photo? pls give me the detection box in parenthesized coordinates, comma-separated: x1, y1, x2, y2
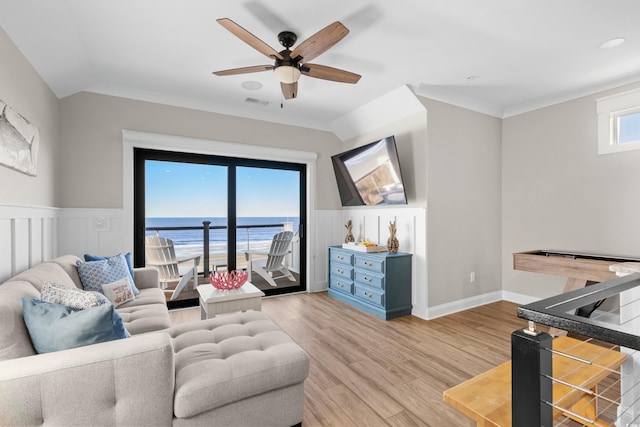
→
(278, 31, 297, 49)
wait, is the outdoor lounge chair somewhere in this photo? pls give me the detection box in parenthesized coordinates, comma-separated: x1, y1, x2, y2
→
(245, 230, 295, 287)
(145, 235, 200, 300)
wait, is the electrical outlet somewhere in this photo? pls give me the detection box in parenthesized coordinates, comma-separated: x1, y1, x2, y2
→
(470, 272, 476, 283)
(91, 216, 110, 232)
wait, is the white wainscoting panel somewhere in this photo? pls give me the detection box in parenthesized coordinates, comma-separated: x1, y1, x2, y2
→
(2, 203, 428, 320)
(312, 210, 345, 292)
(58, 209, 128, 258)
(0, 205, 59, 282)
(343, 207, 427, 319)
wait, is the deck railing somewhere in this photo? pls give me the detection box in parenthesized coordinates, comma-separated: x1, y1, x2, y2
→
(145, 220, 293, 277)
(514, 273, 640, 426)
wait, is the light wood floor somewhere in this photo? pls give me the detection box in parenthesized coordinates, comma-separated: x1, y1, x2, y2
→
(169, 292, 529, 426)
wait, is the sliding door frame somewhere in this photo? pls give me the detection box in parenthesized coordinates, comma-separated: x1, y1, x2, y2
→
(122, 130, 318, 294)
(133, 147, 307, 295)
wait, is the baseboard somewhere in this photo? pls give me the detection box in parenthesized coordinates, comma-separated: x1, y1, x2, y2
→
(425, 290, 541, 320)
(501, 291, 540, 305)
(426, 291, 503, 320)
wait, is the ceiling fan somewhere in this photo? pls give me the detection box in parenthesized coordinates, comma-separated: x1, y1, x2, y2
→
(213, 18, 361, 100)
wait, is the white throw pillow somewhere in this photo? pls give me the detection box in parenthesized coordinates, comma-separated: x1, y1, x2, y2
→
(40, 282, 109, 310)
(101, 277, 135, 308)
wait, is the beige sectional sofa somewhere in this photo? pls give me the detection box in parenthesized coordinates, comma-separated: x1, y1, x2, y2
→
(0, 255, 309, 426)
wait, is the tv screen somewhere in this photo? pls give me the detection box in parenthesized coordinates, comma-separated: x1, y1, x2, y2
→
(331, 136, 408, 206)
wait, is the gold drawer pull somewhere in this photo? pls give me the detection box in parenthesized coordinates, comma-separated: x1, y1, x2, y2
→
(363, 291, 372, 298)
(363, 276, 372, 282)
(336, 282, 344, 287)
(337, 255, 344, 260)
(336, 268, 344, 274)
(363, 261, 372, 266)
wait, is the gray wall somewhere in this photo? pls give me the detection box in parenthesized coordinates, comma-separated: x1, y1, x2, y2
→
(502, 82, 640, 299)
(0, 26, 59, 207)
(339, 112, 428, 207)
(336, 93, 503, 310)
(421, 97, 503, 307)
(59, 92, 342, 209)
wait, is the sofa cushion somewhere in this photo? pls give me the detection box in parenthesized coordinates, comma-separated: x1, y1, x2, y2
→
(22, 298, 129, 354)
(116, 288, 170, 334)
(0, 281, 39, 360)
(168, 311, 310, 419)
(7, 261, 78, 292)
(76, 254, 138, 295)
(40, 282, 109, 309)
(49, 255, 84, 288)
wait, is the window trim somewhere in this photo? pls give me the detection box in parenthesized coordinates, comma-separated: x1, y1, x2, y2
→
(597, 88, 640, 155)
(122, 130, 318, 293)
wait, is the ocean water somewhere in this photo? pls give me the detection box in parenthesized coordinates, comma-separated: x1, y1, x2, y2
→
(145, 217, 299, 256)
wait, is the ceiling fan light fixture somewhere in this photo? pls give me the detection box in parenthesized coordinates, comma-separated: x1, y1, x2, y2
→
(274, 65, 301, 84)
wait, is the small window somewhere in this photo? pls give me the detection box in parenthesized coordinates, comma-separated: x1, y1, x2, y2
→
(597, 88, 640, 154)
(615, 108, 640, 145)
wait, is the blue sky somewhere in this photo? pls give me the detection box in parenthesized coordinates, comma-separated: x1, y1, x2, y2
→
(145, 160, 300, 218)
(619, 112, 640, 144)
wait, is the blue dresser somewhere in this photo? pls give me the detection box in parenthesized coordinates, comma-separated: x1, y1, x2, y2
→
(327, 246, 412, 320)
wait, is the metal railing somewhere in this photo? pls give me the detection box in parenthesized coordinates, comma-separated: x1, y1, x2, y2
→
(514, 273, 640, 426)
(145, 220, 292, 277)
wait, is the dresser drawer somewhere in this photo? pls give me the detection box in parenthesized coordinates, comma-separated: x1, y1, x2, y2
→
(330, 249, 353, 265)
(353, 284, 384, 308)
(354, 255, 385, 273)
(329, 276, 353, 294)
(354, 270, 384, 290)
(329, 262, 353, 279)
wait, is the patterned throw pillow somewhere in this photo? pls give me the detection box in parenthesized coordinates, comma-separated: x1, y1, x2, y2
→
(83, 253, 138, 295)
(101, 277, 135, 308)
(40, 282, 109, 309)
(77, 254, 137, 295)
(84, 252, 139, 295)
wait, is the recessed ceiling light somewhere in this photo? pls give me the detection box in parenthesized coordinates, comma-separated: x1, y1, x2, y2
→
(241, 81, 263, 90)
(599, 37, 625, 49)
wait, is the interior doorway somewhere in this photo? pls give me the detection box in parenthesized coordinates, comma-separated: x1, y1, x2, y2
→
(133, 148, 306, 307)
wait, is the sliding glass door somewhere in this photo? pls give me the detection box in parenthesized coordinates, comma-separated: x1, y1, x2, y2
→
(236, 165, 303, 295)
(134, 148, 306, 305)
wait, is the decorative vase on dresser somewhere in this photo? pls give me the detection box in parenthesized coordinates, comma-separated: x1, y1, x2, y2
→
(327, 246, 412, 320)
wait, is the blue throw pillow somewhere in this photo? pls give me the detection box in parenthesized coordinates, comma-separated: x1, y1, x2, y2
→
(22, 298, 129, 354)
(84, 252, 134, 278)
(77, 253, 139, 295)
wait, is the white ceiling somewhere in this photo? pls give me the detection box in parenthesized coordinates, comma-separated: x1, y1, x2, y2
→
(1, 0, 640, 130)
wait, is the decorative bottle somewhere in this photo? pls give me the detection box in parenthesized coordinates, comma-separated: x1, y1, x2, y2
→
(344, 220, 355, 243)
(387, 220, 399, 253)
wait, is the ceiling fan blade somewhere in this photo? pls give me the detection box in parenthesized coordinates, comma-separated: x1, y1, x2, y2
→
(291, 21, 349, 63)
(281, 82, 298, 99)
(301, 64, 361, 84)
(217, 18, 283, 60)
(213, 65, 274, 76)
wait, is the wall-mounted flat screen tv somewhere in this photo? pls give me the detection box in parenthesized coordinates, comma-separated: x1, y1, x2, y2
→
(331, 135, 408, 206)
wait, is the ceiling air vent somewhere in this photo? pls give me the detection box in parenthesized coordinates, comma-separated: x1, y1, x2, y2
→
(245, 97, 270, 106)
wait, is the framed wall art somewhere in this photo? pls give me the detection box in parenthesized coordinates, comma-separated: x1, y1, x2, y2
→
(0, 99, 39, 176)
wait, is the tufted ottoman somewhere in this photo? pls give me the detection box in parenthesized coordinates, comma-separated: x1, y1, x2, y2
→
(167, 311, 309, 426)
